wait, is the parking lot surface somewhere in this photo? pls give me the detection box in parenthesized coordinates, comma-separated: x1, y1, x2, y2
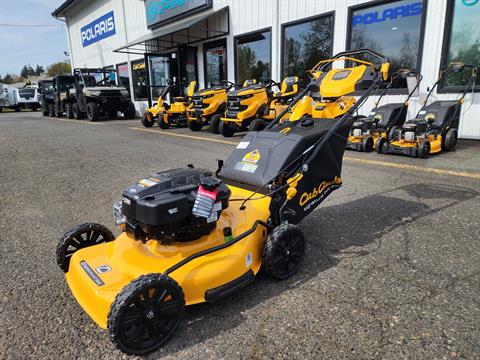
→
(1, 112, 479, 359)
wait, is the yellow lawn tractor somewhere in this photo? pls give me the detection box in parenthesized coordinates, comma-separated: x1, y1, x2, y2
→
(186, 80, 236, 133)
(56, 49, 389, 356)
(219, 77, 298, 137)
(378, 62, 478, 158)
(345, 69, 422, 152)
(141, 79, 198, 129)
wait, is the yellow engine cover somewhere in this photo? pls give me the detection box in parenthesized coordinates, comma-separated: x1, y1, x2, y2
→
(65, 186, 271, 329)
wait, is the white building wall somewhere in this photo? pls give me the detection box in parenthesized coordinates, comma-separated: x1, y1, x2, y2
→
(62, 0, 480, 139)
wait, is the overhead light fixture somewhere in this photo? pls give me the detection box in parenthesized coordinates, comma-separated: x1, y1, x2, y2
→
(392, 27, 398, 30)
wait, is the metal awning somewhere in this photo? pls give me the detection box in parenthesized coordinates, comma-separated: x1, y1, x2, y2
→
(114, 6, 229, 55)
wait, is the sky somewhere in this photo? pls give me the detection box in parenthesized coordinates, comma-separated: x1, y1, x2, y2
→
(0, 0, 68, 76)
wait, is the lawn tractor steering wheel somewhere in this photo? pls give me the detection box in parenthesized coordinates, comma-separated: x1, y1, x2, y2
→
(221, 80, 236, 90)
(259, 78, 280, 89)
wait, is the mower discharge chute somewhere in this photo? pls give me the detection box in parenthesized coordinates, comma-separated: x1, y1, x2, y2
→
(346, 69, 422, 152)
(379, 62, 478, 158)
(142, 80, 198, 129)
(186, 80, 236, 133)
(56, 49, 389, 356)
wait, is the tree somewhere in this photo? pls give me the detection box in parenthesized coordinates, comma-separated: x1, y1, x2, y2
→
(27, 65, 35, 77)
(20, 65, 29, 79)
(47, 61, 72, 76)
(3, 74, 14, 84)
(35, 65, 45, 76)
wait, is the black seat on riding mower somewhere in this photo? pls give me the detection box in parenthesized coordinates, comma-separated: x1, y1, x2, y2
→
(274, 76, 299, 98)
(173, 81, 198, 103)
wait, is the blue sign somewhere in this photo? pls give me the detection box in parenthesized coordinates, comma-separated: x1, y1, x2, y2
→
(81, 11, 116, 47)
(353, 2, 422, 26)
(145, 0, 211, 28)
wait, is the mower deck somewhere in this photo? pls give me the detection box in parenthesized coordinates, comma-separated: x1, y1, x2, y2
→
(66, 185, 271, 329)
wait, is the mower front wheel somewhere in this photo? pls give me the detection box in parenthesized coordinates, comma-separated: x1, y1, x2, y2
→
(142, 113, 155, 127)
(188, 120, 203, 132)
(219, 121, 236, 137)
(108, 274, 185, 355)
(375, 137, 386, 154)
(158, 114, 170, 129)
(263, 223, 305, 280)
(417, 139, 431, 159)
(361, 136, 374, 152)
(249, 118, 267, 132)
(209, 114, 222, 134)
(56, 223, 115, 273)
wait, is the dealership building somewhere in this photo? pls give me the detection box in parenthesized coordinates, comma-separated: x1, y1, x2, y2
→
(53, 0, 480, 139)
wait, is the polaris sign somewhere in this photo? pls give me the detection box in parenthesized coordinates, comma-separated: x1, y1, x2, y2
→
(352, 2, 422, 26)
(81, 11, 116, 47)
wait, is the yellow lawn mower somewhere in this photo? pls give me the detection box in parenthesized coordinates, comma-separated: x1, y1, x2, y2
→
(56, 49, 389, 355)
(141, 79, 198, 129)
(346, 69, 422, 152)
(186, 80, 236, 133)
(378, 62, 477, 158)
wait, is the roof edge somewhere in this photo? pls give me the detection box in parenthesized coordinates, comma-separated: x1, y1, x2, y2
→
(52, 0, 79, 18)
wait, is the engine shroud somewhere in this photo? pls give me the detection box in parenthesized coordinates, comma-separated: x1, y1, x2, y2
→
(120, 168, 230, 243)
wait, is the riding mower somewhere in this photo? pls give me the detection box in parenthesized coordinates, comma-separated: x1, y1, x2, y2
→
(56, 49, 389, 355)
(219, 77, 298, 137)
(378, 62, 477, 158)
(346, 68, 422, 152)
(142, 79, 198, 129)
(186, 80, 236, 133)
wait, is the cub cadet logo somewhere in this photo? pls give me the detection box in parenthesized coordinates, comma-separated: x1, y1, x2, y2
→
(299, 177, 342, 207)
(81, 11, 116, 47)
(132, 62, 146, 70)
(352, 2, 422, 26)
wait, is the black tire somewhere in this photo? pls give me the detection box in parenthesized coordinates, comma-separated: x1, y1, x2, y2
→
(42, 105, 49, 116)
(48, 103, 55, 117)
(263, 222, 305, 280)
(54, 104, 62, 117)
(209, 114, 222, 134)
(65, 103, 74, 119)
(86, 102, 99, 121)
(56, 223, 115, 273)
(417, 139, 431, 159)
(219, 121, 236, 137)
(444, 128, 458, 151)
(108, 274, 185, 355)
(388, 126, 400, 142)
(187, 120, 203, 131)
(72, 103, 84, 120)
(361, 136, 374, 152)
(14, 105, 20, 112)
(142, 113, 155, 127)
(248, 118, 267, 132)
(124, 101, 136, 119)
(158, 114, 170, 129)
(108, 110, 117, 119)
(375, 137, 386, 154)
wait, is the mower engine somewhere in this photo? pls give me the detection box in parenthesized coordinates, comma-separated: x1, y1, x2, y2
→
(114, 168, 231, 244)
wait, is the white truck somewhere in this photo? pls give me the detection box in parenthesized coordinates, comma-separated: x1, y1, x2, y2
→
(0, 83, 21, 112)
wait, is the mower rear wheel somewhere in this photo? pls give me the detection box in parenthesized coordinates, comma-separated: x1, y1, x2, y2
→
(375, 137, 386, 154)
(249, 118, 267, 132)
(108, 274, 185, 355)
(209, 114, 222, 134)
(158, 114, 170, 129)
(361, 136, 374, 152)
(219, 121, 236, 137)
(142, 114, 154, 127)
(188, 120, 203, 131)
(86, 102, 99, 121)
(263, 223, 305, 280)
(56, 223, 115, 273)
(417, 139, 431, 159)
(444, 128, 458, 151)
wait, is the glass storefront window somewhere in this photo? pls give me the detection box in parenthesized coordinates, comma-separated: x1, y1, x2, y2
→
(282, 14, 334, 85)
(116, 63, 130, 94)
(149, 55, 171, 99)
(442, 0, 480, 90)
(235, 29, 271, 83)
(348, 0, 425, 89)
(131, 59, 148, 100)
(204, 40, 227, 88)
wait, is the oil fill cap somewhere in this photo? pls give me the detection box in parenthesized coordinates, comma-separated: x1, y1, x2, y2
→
(200, 177, 221, 191)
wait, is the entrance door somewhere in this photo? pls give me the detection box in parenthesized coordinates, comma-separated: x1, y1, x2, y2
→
(148, 54, 178, 101)
(203, 39, 227, 88)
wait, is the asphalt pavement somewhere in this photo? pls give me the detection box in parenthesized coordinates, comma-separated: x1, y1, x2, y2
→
(1, 112, 479, 359)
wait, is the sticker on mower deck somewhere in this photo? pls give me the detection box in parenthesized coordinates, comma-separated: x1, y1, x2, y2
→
(236, 141, 250, 149)
(95, 264, 111, 274)
(234, 162, 258, 173)
(80, 261, 104, 286)
(138, 178, 158, 187)
(242, 149, 260, 164)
